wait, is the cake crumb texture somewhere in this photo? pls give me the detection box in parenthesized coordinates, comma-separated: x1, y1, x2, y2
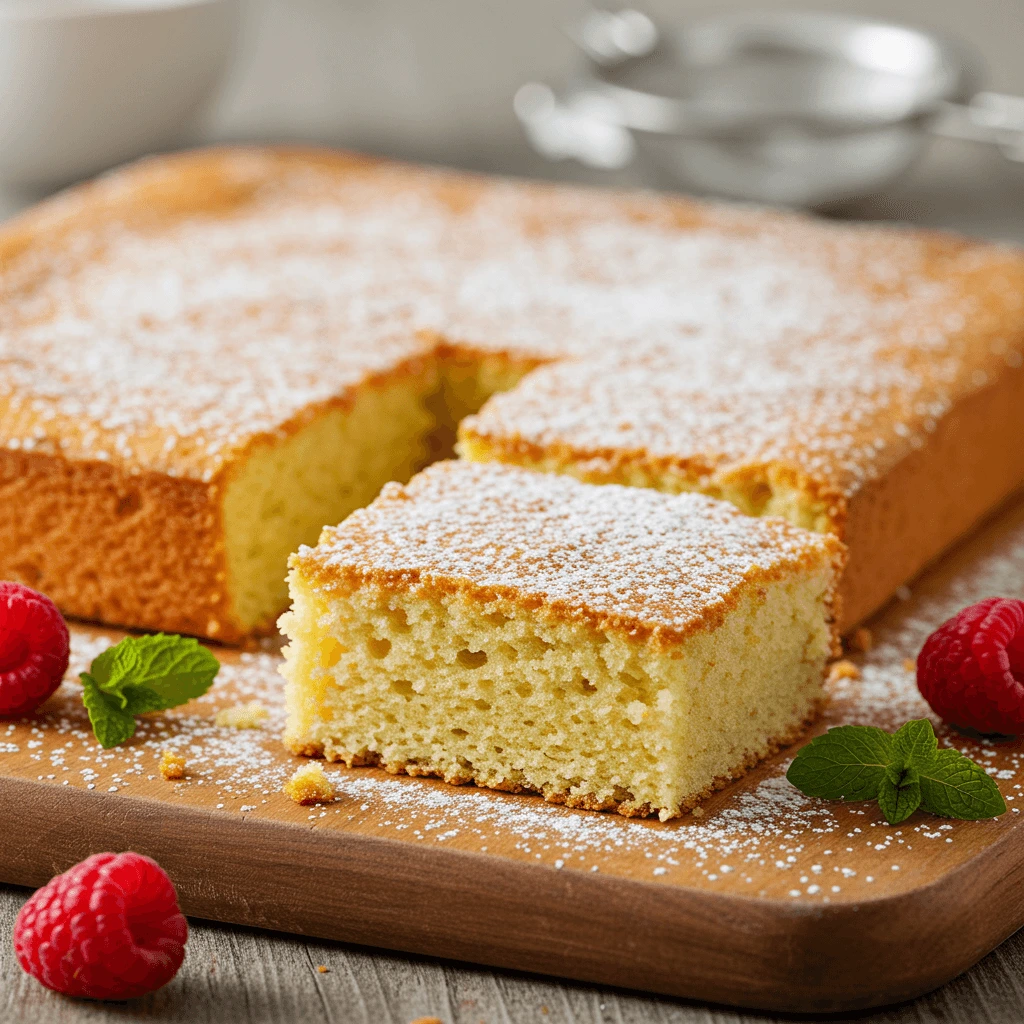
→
(284, 762, 335, 805)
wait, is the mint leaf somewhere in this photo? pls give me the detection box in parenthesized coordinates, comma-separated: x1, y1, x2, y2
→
(121, 685, 169, 717)
(786, 725, 894, 801)
(81, 674, 137, 749)
(919, 748, 1007, 820)
(79, 633, 220, 748)
(88, 644, 119, 688)
(101, 634, 219, 709)
(877, 768, 921, 824)
(891, 719, 938, 770)
(787, 718, 1007, 825)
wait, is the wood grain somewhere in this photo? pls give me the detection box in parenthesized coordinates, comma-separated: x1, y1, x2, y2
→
(4, 881, 1024, 1024)
(1, 495, 1024, 1014)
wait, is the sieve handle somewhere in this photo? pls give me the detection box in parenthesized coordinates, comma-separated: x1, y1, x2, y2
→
(513, 82, 637, 170)
(931, 93, 1024, 162)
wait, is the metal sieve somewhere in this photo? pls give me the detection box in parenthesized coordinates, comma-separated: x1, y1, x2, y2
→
(515, 7, 1024, 208)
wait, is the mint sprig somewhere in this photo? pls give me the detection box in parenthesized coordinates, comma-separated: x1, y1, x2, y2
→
(787, 719, 1006, 824)
(80, 634, 219, 748)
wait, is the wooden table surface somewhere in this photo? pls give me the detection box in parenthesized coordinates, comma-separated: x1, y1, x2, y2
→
(4, 878, 1024, 1024)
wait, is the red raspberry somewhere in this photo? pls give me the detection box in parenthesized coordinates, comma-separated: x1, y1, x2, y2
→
(0, 581, 70, 716)
(917, 597, 1024, 735)
(13, 852, 188, 1001)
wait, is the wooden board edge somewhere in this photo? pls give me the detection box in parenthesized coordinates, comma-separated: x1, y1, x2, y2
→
(2, 775, 1023, 1013)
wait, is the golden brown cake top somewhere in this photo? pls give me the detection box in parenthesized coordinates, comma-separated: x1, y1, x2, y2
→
(457, 217, 1024, 505)
(2, 146, 1023, 485)
(0, 150, 451, 482)
(460, 283, 1024, 509)
(293, 461, 844, 645)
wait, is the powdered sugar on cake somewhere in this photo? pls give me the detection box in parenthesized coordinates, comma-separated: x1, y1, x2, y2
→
(2, 150, 1022, 488)
(297, 461, 840, 641)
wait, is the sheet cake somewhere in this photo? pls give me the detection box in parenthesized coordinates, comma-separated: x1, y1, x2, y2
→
(1, 147, 1022, 638)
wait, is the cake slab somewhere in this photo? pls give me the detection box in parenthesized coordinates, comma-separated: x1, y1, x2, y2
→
(2, 496, 1024, 1013)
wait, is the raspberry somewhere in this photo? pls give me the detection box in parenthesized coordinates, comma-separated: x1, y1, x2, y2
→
(13, 852, 187, 1001)
(0, 581, 70, 717)
(917, 598, 1024, 735)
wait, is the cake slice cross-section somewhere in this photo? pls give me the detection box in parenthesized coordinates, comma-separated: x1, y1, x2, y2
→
(280, 461, 846, 820)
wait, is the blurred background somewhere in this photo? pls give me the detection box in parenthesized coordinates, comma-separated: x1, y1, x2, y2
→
(0, 0, 1021, 238)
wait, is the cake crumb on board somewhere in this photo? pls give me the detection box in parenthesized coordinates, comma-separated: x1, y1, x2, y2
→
(158, 750, 187, 781)
(284, 762, 335, 805)
(828, 660, 861, 683)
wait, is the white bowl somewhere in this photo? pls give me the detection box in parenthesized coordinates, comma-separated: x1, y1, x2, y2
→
(0, 0, 238, 188)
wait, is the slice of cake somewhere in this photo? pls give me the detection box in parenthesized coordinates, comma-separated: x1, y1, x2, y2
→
(279, 461, 845, 819)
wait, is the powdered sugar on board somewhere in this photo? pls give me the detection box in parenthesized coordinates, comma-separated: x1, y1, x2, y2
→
(2, 499, 1024, 901)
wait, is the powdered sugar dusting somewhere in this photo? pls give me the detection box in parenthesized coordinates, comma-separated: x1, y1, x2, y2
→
(299, 460, 839, 638)
(2, 150, 1022, 491)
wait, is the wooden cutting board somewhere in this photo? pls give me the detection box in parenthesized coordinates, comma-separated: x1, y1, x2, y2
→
(2, 497, 1024, 1014)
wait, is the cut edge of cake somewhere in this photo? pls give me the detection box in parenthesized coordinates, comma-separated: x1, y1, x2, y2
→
(221, 355, 440, 637)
